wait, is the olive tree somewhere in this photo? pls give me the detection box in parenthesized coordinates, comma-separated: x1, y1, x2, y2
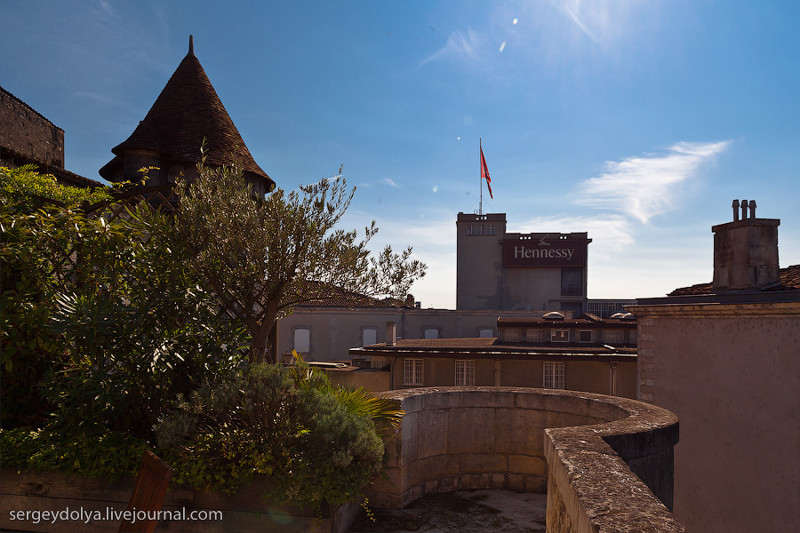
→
(175, 162, 426, 364)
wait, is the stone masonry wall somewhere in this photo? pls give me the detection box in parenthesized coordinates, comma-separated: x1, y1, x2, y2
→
(0, 87, 64, 168)
(370, 387, 683, 532)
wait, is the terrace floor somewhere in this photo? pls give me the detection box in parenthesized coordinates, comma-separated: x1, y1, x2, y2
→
(350, 490, 547, 533)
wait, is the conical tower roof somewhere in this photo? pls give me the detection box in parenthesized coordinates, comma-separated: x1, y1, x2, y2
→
(100, 36, 274, 190)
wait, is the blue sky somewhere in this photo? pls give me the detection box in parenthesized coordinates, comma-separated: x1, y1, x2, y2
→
(3, 0, 799, 308)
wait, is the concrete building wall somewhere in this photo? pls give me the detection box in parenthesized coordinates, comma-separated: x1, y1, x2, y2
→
(632, 302, 800, 533)
(456, 212, 590, 313)
(278, 307, 541, 362)
(456, 213, 506, 309)
(0, 86, 64, 168)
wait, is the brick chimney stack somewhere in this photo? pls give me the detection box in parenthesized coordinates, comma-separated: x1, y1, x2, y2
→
(712, 199, 780, 291)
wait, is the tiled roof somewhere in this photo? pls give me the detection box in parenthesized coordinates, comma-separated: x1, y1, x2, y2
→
(497, 314, 636, 328)
(355, 337, 635, 359)
(669, 265, 800, 296)
(100, 37, 273, 189)
(295, 283, 409, 309)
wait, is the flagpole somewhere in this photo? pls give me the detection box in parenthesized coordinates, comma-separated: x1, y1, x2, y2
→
(479, 138, 483, 215)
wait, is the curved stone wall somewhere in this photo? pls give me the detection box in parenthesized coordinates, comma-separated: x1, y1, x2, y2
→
(370, 387, 684, 532)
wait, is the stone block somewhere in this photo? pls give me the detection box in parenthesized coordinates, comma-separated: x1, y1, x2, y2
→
(525, 475, 547, 493)
(494, 408, 547, 455)
(401, 393, 423, 415)
(508, 474, 525, 492)
(466, 390, 515, 408)
(508, 454, 546, 476)
(479, 473, 493, 489)
(417, 408, 448, 457)
(448, 408, 496, 454)
(461, 474, 481, 490)
(514, 391, 546, 410)
(459, 452, 507, 473)
(492, 473, 506, 488)
(401, 412, 418, 462)
(446, 454, 462, 475)
(424, 479, 438, 495)
(423, 391, 461, 410)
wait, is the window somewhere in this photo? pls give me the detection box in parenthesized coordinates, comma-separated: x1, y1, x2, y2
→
(361, 327, 377, 346)
(543, 362, 565, 389)
(467, 224, 495, 236)
(479, 328, 494, 338)
(603, 330, 625, 344)
(454, 360, 475, 386)
(502, 328, 522, 342)
(551, 329, 569, 342)
(293, 328, 310, 354)
(403, 359, 424, 386)
(526, 328, 547, 342)
(578, 330, 593, 342)
(561, 268, 584, 296)
(423, 328, 439, 339)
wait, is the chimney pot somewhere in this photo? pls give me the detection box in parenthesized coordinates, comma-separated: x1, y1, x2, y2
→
(741, 199, 748, 220)
(732, 199, 740, 221)
(749, 200, 757, 218)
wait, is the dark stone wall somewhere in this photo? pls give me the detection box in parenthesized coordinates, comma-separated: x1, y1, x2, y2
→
(0, 87, 64, 168)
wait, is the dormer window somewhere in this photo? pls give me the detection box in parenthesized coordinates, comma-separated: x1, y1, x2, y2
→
(551, 329, 569, 342)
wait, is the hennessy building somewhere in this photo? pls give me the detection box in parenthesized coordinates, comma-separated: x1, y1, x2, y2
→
(457, 213, 591, 314)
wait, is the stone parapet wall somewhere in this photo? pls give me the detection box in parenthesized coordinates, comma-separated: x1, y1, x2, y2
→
(1, 471, 356, 533)
(371, 386, 683, 532)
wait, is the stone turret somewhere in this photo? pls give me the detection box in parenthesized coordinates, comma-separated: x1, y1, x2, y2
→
(100, 36, 274, 195)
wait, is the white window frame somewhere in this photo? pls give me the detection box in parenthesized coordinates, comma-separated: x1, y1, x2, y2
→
(403, 359, 424, 386)
(293, 327, 311, 354)
(551, 329, 570, 343)
(361, 326, 378, 346)
(454, 359, 475, 386)
(543, 362, 566, 389)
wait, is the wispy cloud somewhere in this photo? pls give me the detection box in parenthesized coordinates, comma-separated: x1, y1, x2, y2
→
(381, 177, 400, 188)
(420, 27, 488, 66)
(555, 0, 599, 43)
(576, 141, 731, 223)
(515, 214, 635, 251)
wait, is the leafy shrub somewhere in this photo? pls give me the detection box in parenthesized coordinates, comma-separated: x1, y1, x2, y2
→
(0, 425, 148, 480)
(155, 362, 388, 508)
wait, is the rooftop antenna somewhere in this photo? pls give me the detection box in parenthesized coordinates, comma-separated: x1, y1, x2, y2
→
(189, 35, 194, 55)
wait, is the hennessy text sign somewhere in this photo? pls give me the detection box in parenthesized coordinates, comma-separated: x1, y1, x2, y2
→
(503, 238, 588, 267)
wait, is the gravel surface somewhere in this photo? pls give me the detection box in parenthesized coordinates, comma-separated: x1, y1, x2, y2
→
(350, 490, 547, 533)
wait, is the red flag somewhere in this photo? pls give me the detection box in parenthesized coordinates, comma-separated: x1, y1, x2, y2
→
(480, 146, 493, 199)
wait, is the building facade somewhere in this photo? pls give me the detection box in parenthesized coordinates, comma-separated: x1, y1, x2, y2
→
(456, 212, 590, 314)
(349, 312, 638, 398)
(629, 199, 800, 533)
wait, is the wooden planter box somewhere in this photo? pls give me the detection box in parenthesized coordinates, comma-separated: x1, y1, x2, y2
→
(0, 470, 360, 533)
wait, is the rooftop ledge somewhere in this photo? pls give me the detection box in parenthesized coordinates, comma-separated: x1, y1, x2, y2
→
(370, 386, 684, 533)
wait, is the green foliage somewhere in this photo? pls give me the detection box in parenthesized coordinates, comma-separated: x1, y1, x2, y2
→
(155, 363, 389, 508)
(174, 160, 426, 363)
(0, 426, 148, 480)
(0, 165, 111, 213)
(1, 167, 248, 432)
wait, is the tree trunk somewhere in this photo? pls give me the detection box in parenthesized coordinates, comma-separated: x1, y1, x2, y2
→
(248, 321, 270, 364)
